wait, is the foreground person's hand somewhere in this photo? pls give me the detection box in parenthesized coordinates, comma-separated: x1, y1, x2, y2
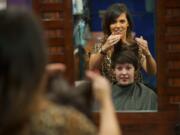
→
(86, 70, 111, 105)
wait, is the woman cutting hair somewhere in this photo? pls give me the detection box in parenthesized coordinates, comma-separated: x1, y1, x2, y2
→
(89, 3, 157, 83)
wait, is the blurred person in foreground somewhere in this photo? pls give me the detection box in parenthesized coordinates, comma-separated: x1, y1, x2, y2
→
(0, 7, 121, 135)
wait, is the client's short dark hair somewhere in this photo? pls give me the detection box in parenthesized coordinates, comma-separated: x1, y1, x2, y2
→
(111, 50, 139, 70)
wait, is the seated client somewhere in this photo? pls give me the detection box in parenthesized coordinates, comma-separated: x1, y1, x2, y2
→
(111, 50, 157, 111)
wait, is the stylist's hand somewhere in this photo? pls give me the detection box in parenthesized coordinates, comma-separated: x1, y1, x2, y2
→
(102, 34, 121, 52)
(86, 71, 111, 105)
(135, 36, 151, 56)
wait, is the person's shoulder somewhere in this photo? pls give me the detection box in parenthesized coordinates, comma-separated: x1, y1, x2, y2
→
(30, 102, 97, 135)
(54, 104, 97, 135)
(138, 83, 157, 96)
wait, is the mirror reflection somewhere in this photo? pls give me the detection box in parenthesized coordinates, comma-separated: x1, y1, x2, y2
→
(73, 0, 157, 112)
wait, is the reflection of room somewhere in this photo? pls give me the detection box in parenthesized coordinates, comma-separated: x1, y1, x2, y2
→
(73, 0, 156, 90)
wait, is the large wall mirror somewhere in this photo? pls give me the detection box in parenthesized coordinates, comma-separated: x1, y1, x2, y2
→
(9, 0, 179, 133)
(73, 0, 157, 112)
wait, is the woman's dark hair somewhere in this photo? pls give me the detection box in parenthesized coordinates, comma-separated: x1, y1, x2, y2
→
(111, 49, 139, 70)
(112, 40, 139, 64)
(0, 7, 47, 134)
(102, 3, 134, 39)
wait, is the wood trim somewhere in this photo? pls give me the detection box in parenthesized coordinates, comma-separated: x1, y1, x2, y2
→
(32, 0, 75, 83)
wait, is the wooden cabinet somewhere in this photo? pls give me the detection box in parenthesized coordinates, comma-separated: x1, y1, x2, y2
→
(32, 0, 74, 83)
(157, 0, 180, 107)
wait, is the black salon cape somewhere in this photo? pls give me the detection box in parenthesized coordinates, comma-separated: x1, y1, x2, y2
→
(112, 82, 157, 111)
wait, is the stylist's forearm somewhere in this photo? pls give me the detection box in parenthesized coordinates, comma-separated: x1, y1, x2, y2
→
(146, 54, 157, 75)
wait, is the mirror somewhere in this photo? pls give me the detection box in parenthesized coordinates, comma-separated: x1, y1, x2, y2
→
(73, 0, 157, 112)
